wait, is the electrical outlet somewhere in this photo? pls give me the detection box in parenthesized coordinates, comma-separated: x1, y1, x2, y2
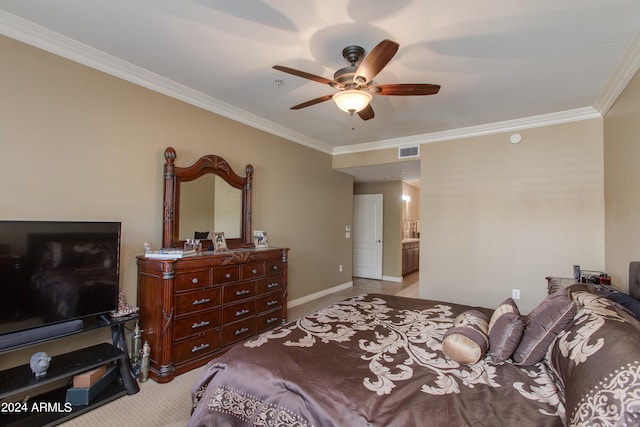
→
(339, 264, 343, 272)
(512, 289, 521, 300)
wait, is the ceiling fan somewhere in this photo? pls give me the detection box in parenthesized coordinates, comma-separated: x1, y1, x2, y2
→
(273, 39, 440, 121)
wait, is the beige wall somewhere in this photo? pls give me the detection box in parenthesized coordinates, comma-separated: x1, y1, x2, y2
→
(420, 120, 605, 313)
(354, 181, 403, 279)
(604, 69, 640, 290)
(0, 35, 353, 368)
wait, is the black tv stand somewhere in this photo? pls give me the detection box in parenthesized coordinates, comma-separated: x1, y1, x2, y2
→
(0, 320, 84, 351)
(0, 314, 140, 427)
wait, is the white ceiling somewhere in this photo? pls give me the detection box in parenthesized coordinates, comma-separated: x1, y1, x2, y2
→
(1, 1, 640, 183)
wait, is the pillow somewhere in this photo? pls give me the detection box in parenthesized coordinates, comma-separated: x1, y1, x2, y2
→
(546, 276, 578, 295)
(512, 291, 576, 366)
(442, 310, 489, 365)
(606, 292, 640, 321)
(488, 298, 524, 364)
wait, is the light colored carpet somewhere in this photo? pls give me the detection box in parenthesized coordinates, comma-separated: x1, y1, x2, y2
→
(59, 366, 204, 427)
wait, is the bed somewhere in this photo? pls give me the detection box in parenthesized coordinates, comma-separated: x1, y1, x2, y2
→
(188, 275, 640, 426)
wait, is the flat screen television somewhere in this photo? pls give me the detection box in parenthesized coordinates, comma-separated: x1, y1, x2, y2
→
(0, 221, 121, 339)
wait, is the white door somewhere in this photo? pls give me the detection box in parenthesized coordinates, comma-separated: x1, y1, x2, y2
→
(353, 194, 383, 279)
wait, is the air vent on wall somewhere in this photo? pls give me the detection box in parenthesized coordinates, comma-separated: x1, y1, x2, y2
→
(398, 146, 419, 159)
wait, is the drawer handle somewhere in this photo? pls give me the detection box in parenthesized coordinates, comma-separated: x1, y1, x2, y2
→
(193, 298, 211, 305)
(272, 265, 279, 271)
(235, 327, 249, 336)
(267, 282, 279, 289)
(267, 317, 279, 324)
(192, 321, 210, 329)
(235, 289, 250, 296)
(267, 300, 279, 307)
(251, 268, 258, 274)
(192, 277, 199, 284)
(225, 273, 232, 279)
(192, 343, 210, 353)
(235, 309, 250, 317)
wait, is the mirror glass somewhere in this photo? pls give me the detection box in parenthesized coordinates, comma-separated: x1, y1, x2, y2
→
(178, 175, 242, 240)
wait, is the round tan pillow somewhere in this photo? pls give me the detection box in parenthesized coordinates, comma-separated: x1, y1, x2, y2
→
(442, 310, 489, 365)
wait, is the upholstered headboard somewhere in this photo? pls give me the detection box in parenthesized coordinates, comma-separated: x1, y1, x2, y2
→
(629, 262, 640, 300)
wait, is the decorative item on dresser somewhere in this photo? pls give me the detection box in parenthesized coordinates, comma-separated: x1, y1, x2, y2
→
(137, 148, 288, 383)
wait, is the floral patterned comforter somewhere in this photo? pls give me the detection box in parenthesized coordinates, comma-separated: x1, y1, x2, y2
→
(189, 294, 570, 426)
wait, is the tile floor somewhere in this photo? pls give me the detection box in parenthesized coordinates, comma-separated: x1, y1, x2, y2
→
(288, 271, 419, 320)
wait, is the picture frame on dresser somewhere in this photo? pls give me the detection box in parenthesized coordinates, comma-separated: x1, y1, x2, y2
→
(212, 232, 227, 252)
(254, 230, 268, 248)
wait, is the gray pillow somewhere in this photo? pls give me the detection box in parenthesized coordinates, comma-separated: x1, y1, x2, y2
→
(513, 291, 576, 366)
(546, 276, 578, 295)
(607, 292, 640, 321)
(488, 298, 524, 364)
(442, 310, 489, 365)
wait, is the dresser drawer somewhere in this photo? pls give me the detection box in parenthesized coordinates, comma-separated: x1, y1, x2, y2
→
(257, 275, 283, 295)
(175, 269, 210, 292)
(222, 299, 256, 324)
(173, 310, 220, 340)
(256, 310, 283, 332)
(221, 318, 256, 346)
(242, 262, 264, 280)
(175, 287, 221, 316)
(265, 258, 283, 276)
(222, 281, 256, 304)
(257, 293, 282, 313)
(173, 331, 219, 365)
(214, 265, 240, 284)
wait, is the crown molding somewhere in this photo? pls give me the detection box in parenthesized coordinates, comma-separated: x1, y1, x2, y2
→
(592, 23, 640, 114)
(0, 10, 334, 155)
(332, 107, 602, 155)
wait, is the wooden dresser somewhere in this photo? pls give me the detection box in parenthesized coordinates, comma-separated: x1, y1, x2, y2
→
(137, 247, 288, 383)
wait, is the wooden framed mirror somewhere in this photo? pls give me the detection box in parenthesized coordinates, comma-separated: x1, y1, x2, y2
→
(162, 147, 253, 249)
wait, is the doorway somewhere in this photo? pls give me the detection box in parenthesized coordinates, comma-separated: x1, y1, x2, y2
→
(353, 194, 383, 279)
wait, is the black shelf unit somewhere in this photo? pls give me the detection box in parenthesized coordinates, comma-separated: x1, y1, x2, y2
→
(0, 315, 140, 427)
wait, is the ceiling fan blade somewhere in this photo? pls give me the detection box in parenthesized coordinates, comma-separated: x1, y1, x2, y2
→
(354, 39, 399, 85)
(273, 65, 338, 86)
(374, 83, 441, 96)
(357, 104, 375, 121)
(290, 94, 334, 110)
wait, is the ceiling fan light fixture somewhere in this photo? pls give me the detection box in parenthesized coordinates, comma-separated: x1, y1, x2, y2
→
(332, 89, 372, 114)
(274, 39, 440, 120)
